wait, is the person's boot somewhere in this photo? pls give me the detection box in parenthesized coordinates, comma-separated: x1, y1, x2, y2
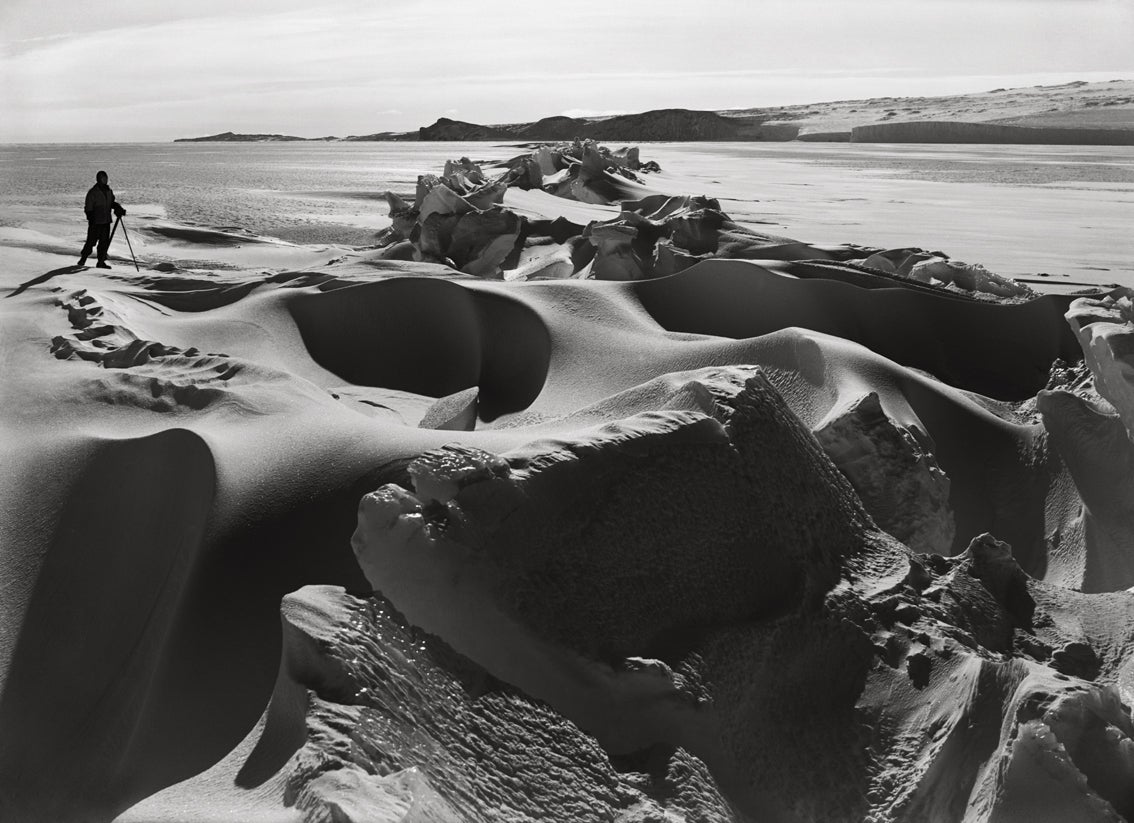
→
(96, 260, 111, 269)
(77, 255, 88, 267)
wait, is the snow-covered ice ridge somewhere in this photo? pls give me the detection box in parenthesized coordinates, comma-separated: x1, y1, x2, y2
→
(2, 143, 1134, 823)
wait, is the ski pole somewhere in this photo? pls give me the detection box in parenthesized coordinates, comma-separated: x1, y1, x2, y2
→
(119, 216, 140, 272)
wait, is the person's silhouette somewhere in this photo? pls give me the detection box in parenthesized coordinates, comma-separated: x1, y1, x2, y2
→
(78, 171, 126, 268)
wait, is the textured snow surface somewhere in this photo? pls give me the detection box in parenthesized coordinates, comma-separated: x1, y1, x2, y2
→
(2, 148, 1134, 823)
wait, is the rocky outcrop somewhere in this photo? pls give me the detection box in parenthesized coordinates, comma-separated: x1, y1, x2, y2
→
(585, 109, 751, 141)
(417, 117, 512, 140)
(513, 115, 587, 140)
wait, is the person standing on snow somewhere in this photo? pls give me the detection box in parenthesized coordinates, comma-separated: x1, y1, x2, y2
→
(78, 170, 126, 268)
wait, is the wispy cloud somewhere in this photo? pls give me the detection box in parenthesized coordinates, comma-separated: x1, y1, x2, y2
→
(1, 0, 1131, 141)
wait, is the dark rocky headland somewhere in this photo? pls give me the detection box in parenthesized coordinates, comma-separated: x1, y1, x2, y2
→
(175, 79, 1134, 144)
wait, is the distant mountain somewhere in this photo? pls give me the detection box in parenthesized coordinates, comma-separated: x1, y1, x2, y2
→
(416, 109, 797, 142)
(727, 78, 1134, 142)
(174, 131, 316, 142)
(413, 80, 1134, 144)
(417, 117, 511, 140)
(174, 79, 1134, 145)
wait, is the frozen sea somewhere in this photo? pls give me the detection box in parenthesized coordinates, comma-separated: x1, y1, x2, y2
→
(1, 141, 1131, 288)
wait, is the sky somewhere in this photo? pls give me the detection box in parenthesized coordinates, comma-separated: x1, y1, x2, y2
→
(1, 0, 1132, 142)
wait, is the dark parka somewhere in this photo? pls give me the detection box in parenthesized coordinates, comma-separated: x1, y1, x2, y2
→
(85, 184, 121, 225)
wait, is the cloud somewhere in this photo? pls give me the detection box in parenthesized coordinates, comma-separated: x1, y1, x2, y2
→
(1, 0, 1132, 141)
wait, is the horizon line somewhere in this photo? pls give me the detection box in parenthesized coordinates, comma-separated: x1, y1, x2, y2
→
(5, 74, 1133, 145)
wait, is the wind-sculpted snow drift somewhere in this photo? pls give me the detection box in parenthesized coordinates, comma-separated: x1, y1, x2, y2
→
(2, 144, 1134, 823)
